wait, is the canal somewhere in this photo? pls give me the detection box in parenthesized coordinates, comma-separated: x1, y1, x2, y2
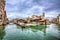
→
(0, 24, 60, 40)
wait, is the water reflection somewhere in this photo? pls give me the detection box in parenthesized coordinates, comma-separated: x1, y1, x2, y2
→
(0, 24, 60, 40)
(0, 25, 5, 40)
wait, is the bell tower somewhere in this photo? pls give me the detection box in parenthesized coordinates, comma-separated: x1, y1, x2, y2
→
(0, 0, 7, 25)
(42, 12, 45, 17)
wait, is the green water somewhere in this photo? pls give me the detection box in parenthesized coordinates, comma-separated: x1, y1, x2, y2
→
(0, 24, 60, 40)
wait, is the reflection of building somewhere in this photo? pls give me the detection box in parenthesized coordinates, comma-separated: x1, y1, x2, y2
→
(0, 0, 8, 25)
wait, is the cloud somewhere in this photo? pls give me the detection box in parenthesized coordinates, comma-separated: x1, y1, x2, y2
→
(5, 0, 60, 20)
(6, 0, 60, 12)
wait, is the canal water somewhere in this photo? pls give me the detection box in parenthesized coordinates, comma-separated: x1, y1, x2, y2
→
(0, 24, 60, 40)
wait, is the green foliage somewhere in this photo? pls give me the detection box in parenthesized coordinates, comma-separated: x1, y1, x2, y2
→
(0, 25, 5, 40)
(30, 25, 46, 32)
(0, 25, 4, 30)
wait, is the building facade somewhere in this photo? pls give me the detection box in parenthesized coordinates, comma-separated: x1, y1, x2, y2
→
(0, 0, 8, 25)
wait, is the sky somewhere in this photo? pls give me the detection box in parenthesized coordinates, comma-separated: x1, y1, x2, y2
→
(5, 0, 60, 20)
